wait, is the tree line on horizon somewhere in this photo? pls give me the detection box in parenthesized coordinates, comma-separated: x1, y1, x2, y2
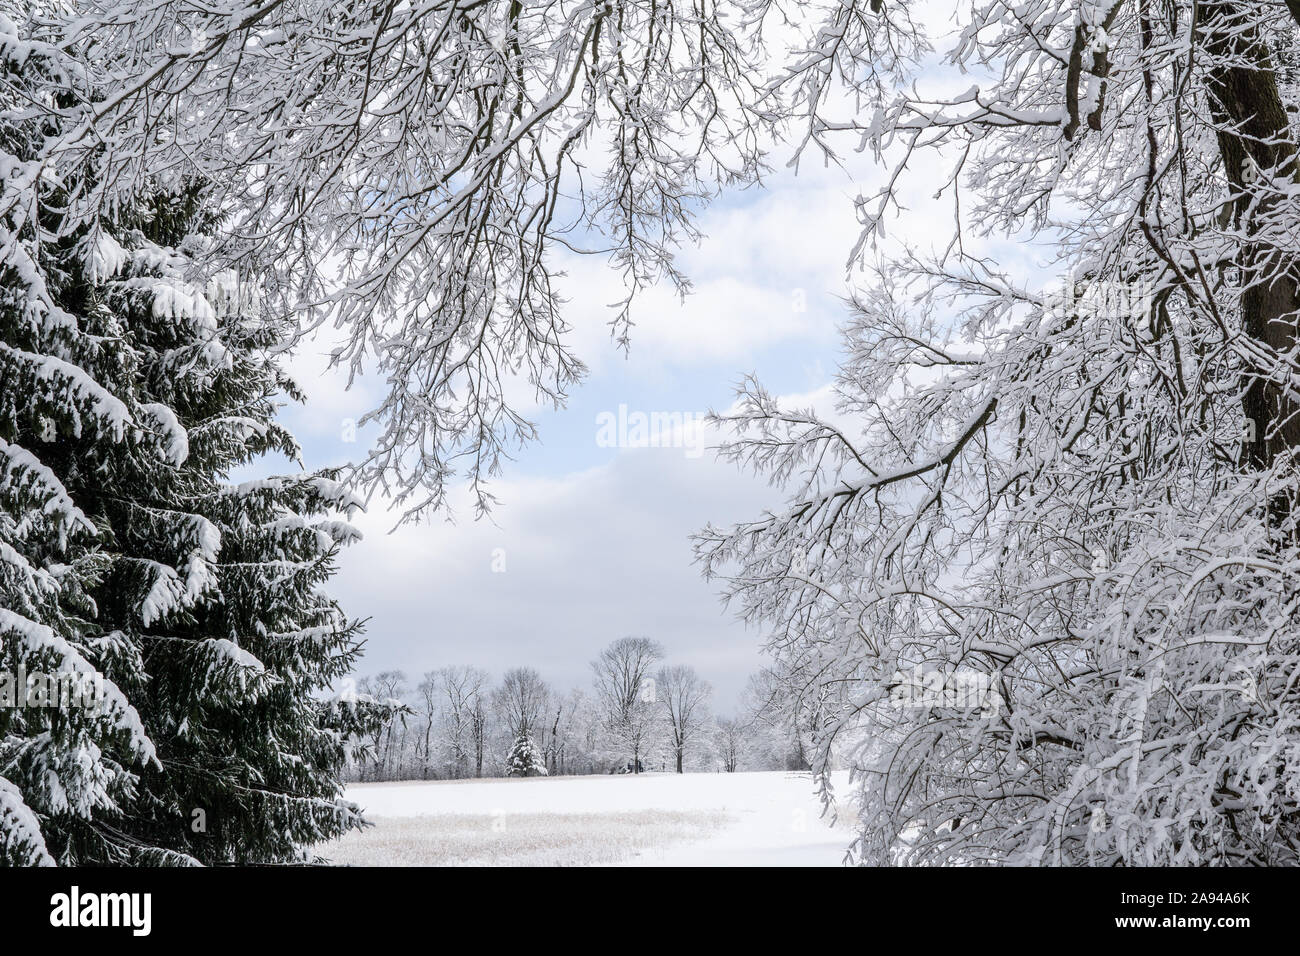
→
(345, 638, 820, 782)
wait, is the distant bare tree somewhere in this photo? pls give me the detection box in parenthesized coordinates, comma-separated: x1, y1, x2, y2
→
(657, 665, 712, 773)
(742, 668, 814, 772)
(715, 718, 744, 773)
(493, 667, 551, 741)
(359, 670, 408, 779)
(423, 666, 490, 778)
(592, 637, 664, 773)
(416, 672, 439, 777)
(470, 692, 488, 779)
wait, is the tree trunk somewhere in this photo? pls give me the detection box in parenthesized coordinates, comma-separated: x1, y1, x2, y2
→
(474, 715, 484, 778)
(1200, 4, 1300, 469)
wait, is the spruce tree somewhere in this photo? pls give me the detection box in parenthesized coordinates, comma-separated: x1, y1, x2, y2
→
(1, 13, 385, 864)
(0, 10, 157, 867)
(505, 734, 548, 778)
(87, 190, 386, 864)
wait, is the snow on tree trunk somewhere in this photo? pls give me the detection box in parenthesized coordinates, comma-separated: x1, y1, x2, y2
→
(696, 0, 1300, 865)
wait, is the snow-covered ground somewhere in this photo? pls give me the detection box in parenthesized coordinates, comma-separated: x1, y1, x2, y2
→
(323, 771, 857, 866)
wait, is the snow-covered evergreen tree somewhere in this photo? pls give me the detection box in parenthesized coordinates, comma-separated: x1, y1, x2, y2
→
(94, 197, 384, 863)
(0, 7, 157, 867)
(0, 10, 384, 864)
(504, 734, 547, 778)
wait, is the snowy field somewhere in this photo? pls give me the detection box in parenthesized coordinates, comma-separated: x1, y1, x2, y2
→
(323, 771, 857, 866)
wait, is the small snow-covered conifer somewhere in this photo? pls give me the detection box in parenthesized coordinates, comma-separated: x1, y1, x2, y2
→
(504, 734, 548, 778)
